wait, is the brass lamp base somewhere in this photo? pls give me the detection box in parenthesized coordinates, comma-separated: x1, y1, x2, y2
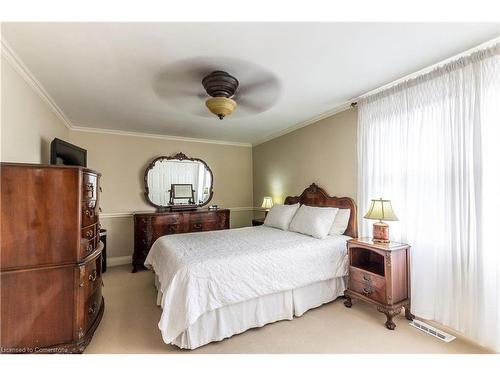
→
(372, 221, 390, 243)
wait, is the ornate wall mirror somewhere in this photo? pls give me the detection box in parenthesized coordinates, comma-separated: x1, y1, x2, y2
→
(144, 152, 213, 210)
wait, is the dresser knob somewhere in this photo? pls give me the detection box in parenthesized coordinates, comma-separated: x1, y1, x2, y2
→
(85, 230, 93, 238)
(86, 182, 94, 195)
(88, 270, 97, 282)
(87, 243, 93, 253)
(362, 274, 371, 282)
(88, 301, 97, 315)
(85, 209, 94, 218)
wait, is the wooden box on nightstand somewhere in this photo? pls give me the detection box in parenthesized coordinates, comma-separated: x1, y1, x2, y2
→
(344, 237, 414, 330)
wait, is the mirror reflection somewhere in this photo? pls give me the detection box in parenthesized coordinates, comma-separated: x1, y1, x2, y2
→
(146, 158, 212, 208)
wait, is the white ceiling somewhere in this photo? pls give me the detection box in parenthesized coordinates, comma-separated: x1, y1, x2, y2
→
(2, 22, 499, 145)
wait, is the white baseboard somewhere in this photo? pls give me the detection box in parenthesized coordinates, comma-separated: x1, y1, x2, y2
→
(107, 255, 132, 267)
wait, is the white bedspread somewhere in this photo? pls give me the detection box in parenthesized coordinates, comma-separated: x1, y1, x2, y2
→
(144, 226, 349, 344)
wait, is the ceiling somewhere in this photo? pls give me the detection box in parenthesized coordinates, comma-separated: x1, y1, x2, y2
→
(2, 22, 499, 145)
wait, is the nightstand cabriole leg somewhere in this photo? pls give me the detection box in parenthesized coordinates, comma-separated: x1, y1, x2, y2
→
(344, 296, 352, 308)
(404, 304, 415, 321)
(377, 306, 402, 330)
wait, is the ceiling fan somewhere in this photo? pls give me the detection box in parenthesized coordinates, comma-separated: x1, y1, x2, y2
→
(202, 70, 239, 120)
(153, 57, 281, 120)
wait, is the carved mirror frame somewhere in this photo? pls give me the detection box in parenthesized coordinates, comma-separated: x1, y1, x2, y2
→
(144, 152, 214, 210)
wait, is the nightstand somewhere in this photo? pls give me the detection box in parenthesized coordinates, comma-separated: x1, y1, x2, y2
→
(344, 237, 414, 330)
(252, 218, 265, 226)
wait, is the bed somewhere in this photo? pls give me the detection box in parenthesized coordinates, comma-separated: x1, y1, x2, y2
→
(144, 183, 357, 349)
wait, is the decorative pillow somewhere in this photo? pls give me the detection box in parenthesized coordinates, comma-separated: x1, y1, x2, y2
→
(263, 203, 300, 231)
(288, 205, 339, 239)
(329, 208, 351, 235)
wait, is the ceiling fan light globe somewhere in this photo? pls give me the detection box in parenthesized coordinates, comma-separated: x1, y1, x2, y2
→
(205, 97, 237, 120)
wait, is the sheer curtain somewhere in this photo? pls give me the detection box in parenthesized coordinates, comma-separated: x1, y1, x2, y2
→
(358, 44, 500, 351)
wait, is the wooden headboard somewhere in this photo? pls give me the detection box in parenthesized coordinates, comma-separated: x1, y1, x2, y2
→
(284, 183, 358, 238)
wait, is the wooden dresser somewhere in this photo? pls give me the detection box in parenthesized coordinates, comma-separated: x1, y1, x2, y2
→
(133, 209, 230, 272)
(344, 238, 413, 330)
(0, 163, 104, 353)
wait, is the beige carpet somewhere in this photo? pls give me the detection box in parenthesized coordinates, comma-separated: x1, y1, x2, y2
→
(85, 265, 492, 354)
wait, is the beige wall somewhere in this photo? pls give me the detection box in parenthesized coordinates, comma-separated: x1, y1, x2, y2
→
(253, 108, 358, 207)
(68, 130, 254, 258)
(1, 55, 69, 163)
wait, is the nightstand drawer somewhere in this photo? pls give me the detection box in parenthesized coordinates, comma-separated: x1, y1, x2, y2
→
(349, 266, 385, 289)
(350, 278, 386, 304)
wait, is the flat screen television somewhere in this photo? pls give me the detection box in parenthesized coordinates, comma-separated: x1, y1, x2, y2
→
(50, 138, 87, 167)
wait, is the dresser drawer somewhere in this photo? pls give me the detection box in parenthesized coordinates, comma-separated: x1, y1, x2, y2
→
(190, 221, 217, 232)
(82, 173, 98, 200)
(350, 278, 387, 304)
(81, 200, 98, 227)
(189, 213, 217, 224)
(164, 223, 183, 234)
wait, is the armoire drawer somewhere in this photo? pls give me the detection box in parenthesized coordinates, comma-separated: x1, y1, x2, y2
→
(82, 288, 102, 336)
(82, 173, 98, 200)
(80, 236, 99, 260)
(81, 223, 97, 241)
(76, 250, 103, 337)
(81, 200, 98, 227)
(79, 252, 102, 299)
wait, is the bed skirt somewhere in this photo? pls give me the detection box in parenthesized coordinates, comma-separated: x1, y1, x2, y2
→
(154, 275, 346, 349)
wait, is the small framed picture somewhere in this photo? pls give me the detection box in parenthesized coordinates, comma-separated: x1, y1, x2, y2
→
(172, 184, 194, 199)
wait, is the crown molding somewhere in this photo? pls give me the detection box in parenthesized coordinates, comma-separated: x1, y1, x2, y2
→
(252, 101, 353, 146)
(1, 38, 74, 130)
(354, 36, 500, 101)
(1, 37, 251, 148)
(70, 125, 252, 147)
(100, 207, 257, 219)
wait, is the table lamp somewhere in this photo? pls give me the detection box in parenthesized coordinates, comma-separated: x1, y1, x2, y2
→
(261, 196, 274, 217)
(363, 198, 398, 243)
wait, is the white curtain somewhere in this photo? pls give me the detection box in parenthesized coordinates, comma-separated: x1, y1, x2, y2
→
(358, 44, 500, 351)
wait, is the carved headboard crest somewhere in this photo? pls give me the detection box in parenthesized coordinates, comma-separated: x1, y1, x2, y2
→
(284, 183, 358, 238)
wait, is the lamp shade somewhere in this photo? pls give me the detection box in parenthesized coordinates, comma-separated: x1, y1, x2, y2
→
(261, 196, 274, 210)
(364, 198, 398, 221)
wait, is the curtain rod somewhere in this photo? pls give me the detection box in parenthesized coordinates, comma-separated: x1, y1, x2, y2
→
(349, 36, 500, 106)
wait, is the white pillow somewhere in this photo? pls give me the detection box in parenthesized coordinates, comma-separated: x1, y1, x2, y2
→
(288, 205, 339, 239)
(263, 203, 300, 231)
(329, 208, 351, 235)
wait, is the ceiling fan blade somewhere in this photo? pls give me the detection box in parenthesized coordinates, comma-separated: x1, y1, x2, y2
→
(236, 97, 267, 112)
(152, 56, 281, 118)
(236, 78, 278, 95)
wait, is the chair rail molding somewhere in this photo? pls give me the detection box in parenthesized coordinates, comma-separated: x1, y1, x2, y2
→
(100, 207, 258, 219)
